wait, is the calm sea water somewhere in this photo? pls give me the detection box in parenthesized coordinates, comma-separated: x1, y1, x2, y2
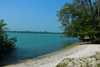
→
(0, 33, 79, 66)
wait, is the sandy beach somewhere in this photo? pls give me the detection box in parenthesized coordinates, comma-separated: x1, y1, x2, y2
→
(3, 42, 100, 67)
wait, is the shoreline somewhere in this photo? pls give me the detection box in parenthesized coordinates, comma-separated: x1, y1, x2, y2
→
(4, 42, 100, 67)
(36, 42, 80, 59)
(3, 42, 81, 67)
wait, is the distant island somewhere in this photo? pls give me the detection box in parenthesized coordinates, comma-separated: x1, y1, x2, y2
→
(6, 31, 62, 34)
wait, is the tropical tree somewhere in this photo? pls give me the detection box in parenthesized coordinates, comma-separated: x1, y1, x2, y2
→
(0, 19, 17, 50)
(57, 0, 100, 42)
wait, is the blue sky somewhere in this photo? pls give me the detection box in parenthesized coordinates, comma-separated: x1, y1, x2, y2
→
(0, 0, 73, 32)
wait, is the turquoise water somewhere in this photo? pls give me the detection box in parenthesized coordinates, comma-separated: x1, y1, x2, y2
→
(0, 33, 79, 66)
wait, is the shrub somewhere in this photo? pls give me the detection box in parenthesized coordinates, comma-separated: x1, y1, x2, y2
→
(0, 19, 17, 50)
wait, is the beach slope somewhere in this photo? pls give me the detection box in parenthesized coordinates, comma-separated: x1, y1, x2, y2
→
(4, 43, 100, 67)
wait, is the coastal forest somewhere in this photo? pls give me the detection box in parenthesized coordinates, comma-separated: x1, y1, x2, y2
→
(57, 0, 100, 43)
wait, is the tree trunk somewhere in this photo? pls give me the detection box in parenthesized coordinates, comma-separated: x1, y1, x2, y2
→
(82, 37, 84, 42)
(99, 0, 100, 24)
(88, 0, 96, 30)
(99, 0, 100, 14)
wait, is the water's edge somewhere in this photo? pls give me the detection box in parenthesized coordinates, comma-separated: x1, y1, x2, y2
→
(19, 42, 80, 63)
(0, 33, 79, 66)
(35, 42, 80, 58)
(1, 42, 80, 67)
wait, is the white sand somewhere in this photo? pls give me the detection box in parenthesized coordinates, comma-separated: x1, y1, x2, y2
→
(4, 43, 100, 67)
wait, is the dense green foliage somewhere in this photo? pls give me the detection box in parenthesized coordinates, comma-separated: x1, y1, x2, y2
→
(0, 19, 17, 50)
(57, 0, 100, 42)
